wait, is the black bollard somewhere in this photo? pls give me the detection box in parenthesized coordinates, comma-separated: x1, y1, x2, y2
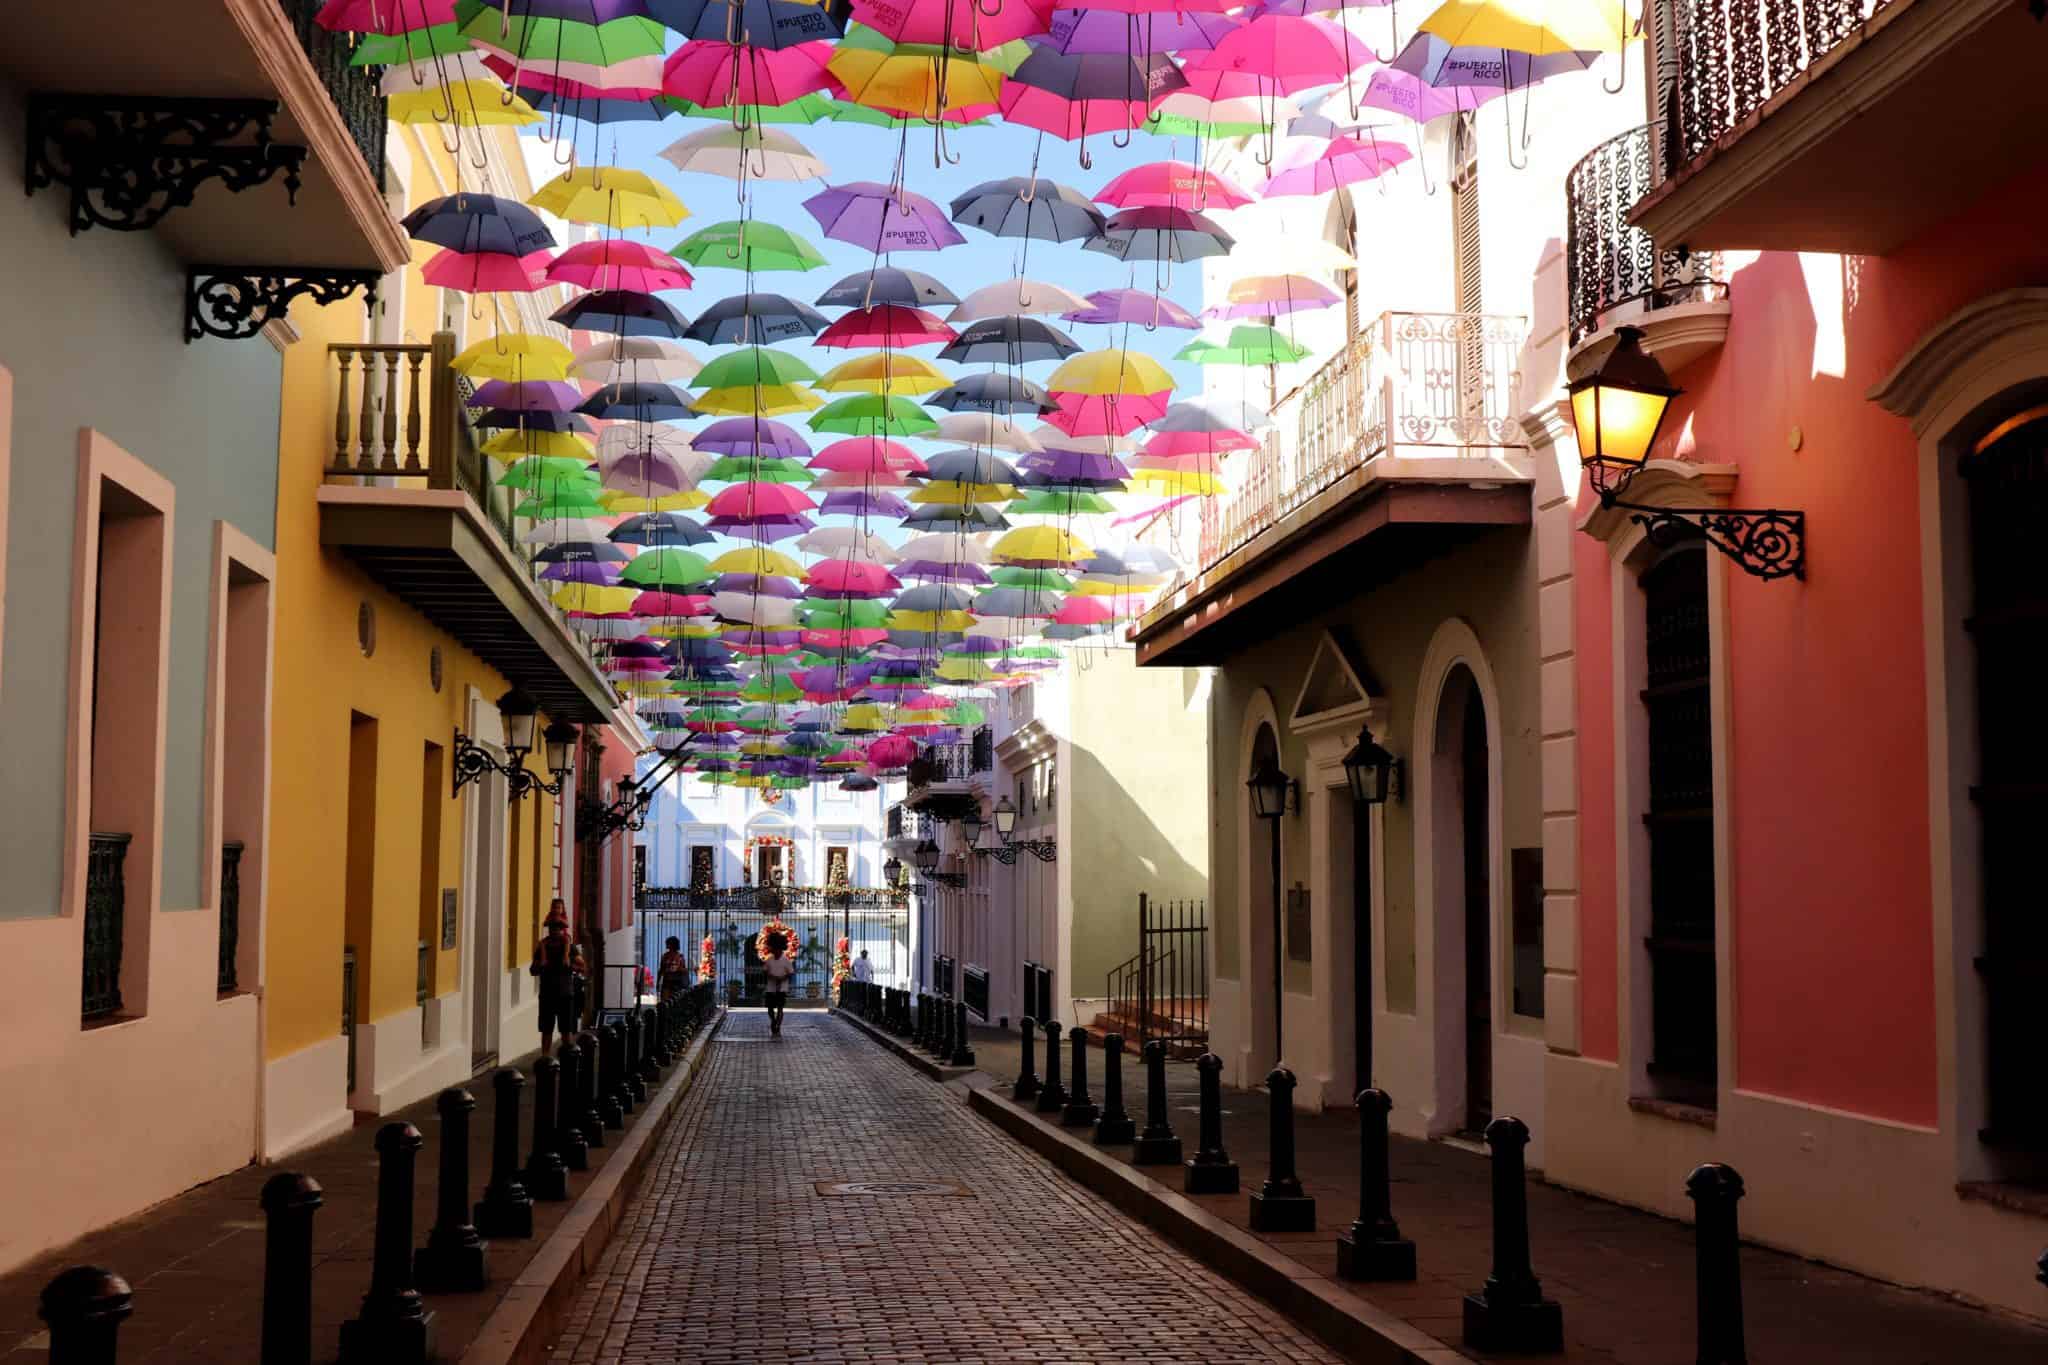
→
(523, 1057, 569, 1202)
(607, 1023, 635, 1119)
(556, 1041, 590, 1172)
(1132, 1040, 1183, 1165)
(914, 992, 927, 1046)
(1035, 1019, 1069, 1112)
(577, 1030, 606, 1150)
(1062, 1026, 1099, 1127)
(1183, 1052, 1239, 1194)
(1337, 1089, 1415, 1281)
(932, 994, 953, 1059)
(1013, 1015, 1040, 1102)
(339, 1123, 436, 1364)
(639, 1010, 662, 1083)
(39, 1267, 132, 1365)
(1461, 1116, 1563, 1353)
(415, 1089, 489, 1291)
(261, 1174, 323, 1365)
(951, 999, 975, 1067)
(475, 1069, 533, 1238)
(600, 1026, 626, 1130)
(1249, 1068, 1315, 1231)
(1688, 1164, 1747, 1365)
(1094, 1033, 1135, 1145)
(623, 1015, 648, 1105)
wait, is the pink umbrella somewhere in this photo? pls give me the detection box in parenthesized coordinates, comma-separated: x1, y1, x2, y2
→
(807, 559, 902, 597)
(548, 240, 695, 293)
(1135, 451, 1226, 475)
(811, 437, 927, 476)
(631, 591, 713, 617)
(1053, 595, 1115, 625)
(1143, 427, 1256, 457)
(1094, 159, 1253, 211)
(662, 41, 835, 109)
(1046, 391, 1170, 437)
(1204, 275, 1343, 318)
(1060, 0, 1234, 13)
(1188, 14, 1370, 95)
(478, 52, 666, 99)
(423, 249, 551, 294)
(848, 0, 1054, 47)
(814, 306, 958, 349)
(706, 482, 818, 518)
(1261, 133, 1411, 197)
(316, 0, 455, 34)
(865, 735, 918, 769)
(803, 182, 965, 253)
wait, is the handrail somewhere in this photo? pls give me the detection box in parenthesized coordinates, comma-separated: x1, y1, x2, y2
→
(1566, 123, 1728, 345)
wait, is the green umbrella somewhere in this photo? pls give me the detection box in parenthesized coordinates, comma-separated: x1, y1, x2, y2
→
(742, 673, 803, 703)
(990, 566, 1074, 591)
(497, 456, 598, 491)
(808, 394, 939, 438)
(1177, 324, 1312, 367)
(1009, 490, 1114, 515)
(660, 92, 840, 125)
(619, 548, 713, 588)
(801, 600, 891, 628)
(1144, 113, 1275, 138)
(827, 102, 993, 130)
(944, 700, 987, 726)
(694, 346, 820, 389)
(701, 455, 812, 484)
(350, 25, 471, 65)
(673, 220, 829, 273)
(455, 1, 666, 62)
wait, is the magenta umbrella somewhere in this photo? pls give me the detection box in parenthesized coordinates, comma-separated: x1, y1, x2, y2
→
(802, 182, 965, 253)
(632, 591, 714, 617)
(423, 249, 550, 294)
(705, 482, 818, 518)
(810, 437, 926, 475)
(661, 40, 835, 109)
(1048, 7, 1240, 53)
(1261, 132, 1412, 197)
(807, 559, 901, 597)
(1094, 159, 1254, 210)
(997, 43, 1187, 164)
(1063, 288, 1201, 329)
(1188, 13, 1369, 95)
(848, 0, 1054, 47)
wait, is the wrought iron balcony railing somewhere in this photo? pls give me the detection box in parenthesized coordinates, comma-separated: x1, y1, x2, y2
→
(279, 0, 390, 187)
(887, 803, 906, 838)
(83, 833, 132, 1021)
(639, 886, 910, 912)
(1567, 124, 1728, 346)
(1664, 0, 1896, 174)
(1198, 310, 1528, 569)
(908, 726, 995, 787)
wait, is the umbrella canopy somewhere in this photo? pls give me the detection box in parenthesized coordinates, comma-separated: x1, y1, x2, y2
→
(939, 315, 1082, 365)
(651, 0, 845, 49)
(1093, 158, 1254, 210)
(529, 166, 691, 229)
(803, 182, 966, 252)
(927, 374, 1056, 415)
(814, 266, 958, 309)
(948, 279, 1092, 321)
(1062, 288, 1200, 329)
(949, 177, 1107, 243)
(673, 220, 828, 272)
(1084, 205, 1235, 262)
(684, 291, 830, 344)
(658, 124, 830, 180)
(403, 192, 555, 256)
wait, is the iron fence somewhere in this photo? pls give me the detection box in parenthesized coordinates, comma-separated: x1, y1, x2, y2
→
(964, 965, 991, 1021)
(1022, 961, 1053, 1025)
(1664, 0, 1896, 174)
(1566, 124, 1728, 345)
(638, 889, 911, 1006)
(218, 841, 243, 994)
(933, 954, 956, 997)
(1105, 894, 1209, 1052)
(1201, 311, 1527, 569)
(83, 833, 131, 1020)
(276, 0, 389, 185)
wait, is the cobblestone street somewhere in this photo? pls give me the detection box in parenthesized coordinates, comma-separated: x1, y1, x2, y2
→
(545, 1011, 1338, 1364)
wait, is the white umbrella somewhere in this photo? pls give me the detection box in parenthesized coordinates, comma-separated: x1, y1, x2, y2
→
(795, 527, 898, 560)
(947, 279, 1092, 322)
(521, 517, 614, 545)
(572, 338, 704, 384)
(658, 126, 828, 182)
(936, 412, 1043, 454)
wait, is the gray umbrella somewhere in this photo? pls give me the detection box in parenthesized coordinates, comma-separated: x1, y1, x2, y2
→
(949, 177, 1107, 245)
(814, 267, 958, 309)
(892, 584, 976, 613)
(922, 448, 1019, 484)
(938, 315, 1081, 366)
(1083, 206, 1236, 263)
(683, 293, 829, 345)
(925, 373, 1057, 415)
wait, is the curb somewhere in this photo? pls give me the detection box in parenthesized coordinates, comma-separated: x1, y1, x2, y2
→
(967, 1086, 1468, 1365)
(828, 1006, 980, 1083)
(464, 1008, 727, 1365)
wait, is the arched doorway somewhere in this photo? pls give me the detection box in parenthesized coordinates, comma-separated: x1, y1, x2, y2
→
(1431, 665, 1492, 1133)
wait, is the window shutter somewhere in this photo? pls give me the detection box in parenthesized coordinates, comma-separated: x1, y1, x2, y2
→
(1450, 114, 1484, 438)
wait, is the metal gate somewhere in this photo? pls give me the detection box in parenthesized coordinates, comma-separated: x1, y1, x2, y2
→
(1105, 893, 1208, 1051)
(636, 887, 911, 1005)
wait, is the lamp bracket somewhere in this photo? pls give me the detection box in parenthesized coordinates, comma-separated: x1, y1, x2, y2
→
(452, 729, 563, 803)
(26, 95, 306, 234)
(185, 266, 379, 342)
(974, 838, 1057, 864)
(1613, 497, 1806, 582)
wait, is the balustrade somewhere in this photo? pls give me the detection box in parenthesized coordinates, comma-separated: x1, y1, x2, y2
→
(1566, 124, 1728, 345)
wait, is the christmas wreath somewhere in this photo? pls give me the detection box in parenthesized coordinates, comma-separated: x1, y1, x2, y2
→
(756, 918, 797, 961)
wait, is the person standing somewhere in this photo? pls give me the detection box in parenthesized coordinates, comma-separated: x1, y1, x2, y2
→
(530, 901, 580, 1057)
(851, 950, 874, 985)
(762, 930, 794, 1035)
(657, 936, 690, 999)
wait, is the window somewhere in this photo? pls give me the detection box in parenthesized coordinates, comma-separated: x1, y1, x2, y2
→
(1450, 112, 1486, 441)
(689, 844, 714, 889)
(1640, 538, 1716, 1104)
(1510, 848, 1544, 1019)
(826, 845, 850, 887)
(1961, 407, 2048, 1146)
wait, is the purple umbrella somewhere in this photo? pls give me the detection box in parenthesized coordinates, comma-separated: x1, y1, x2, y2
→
(694, 417, 812, 459)
(803, 182, 965, 254)
(895, 558, 992, 585)
(1047, 7, 1239, 54)
(469, 378, 581, 411)
(1019, 449, 1132, 482)
(1062, 288, 1200, 329)
(819, 488, 910, 518)
(540, 560, 626, 584)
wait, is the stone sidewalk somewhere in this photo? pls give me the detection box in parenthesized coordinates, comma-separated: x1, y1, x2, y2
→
(543, 1010, 1341, 1364)
(959, 1025, 2048, 1364)
(0, 1032, 673, 1363)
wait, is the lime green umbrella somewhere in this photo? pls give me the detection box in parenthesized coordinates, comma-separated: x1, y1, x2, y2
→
(945, 700, 987, 726)
(802, 600, 891, 628)
(741, 673, 803, 703)
(828, 102, 994, 129)
(808, 394, 939, 438)
(619, 548, 713, 588)
(701, 455, 812, 484)
(1011, 644, 1062, 660)
(350, 25, 471, 65)
(673, 220, 829, 273)
(660, 92, 840, 125)
(497, 456, 598, 491)
(1010, 490, 1114, 515)
(1145, 112, 1274, 138)
(1178, 324, 1312, 367)
(694, 346, 819, 389)
(990, 567, 1075, 591)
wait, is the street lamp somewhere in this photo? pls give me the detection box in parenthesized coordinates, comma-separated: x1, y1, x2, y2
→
(1247, 755, 1291, 1069)
(961, 805, 985, 849)
(914, 838, 939, 875)
(993, 795, 1019, 839)
(1341, 729, 1401, 805)
(453, 689, 569, 802)
(497, 688, 539, 763)
(1567, 326, 1805, 581)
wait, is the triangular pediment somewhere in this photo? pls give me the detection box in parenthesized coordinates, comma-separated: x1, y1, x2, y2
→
(1289, 630, 1378, 735)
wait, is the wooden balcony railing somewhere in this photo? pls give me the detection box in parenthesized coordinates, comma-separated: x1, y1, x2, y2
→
(1199, 310, 1528, 572)
(1664, 0, 1897, 175)
(1566, 124, 1729, 345)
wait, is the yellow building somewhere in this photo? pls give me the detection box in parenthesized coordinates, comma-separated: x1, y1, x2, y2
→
(263, 123, 640, 1153)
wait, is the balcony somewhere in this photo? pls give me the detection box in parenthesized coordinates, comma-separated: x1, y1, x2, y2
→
(1136, 311, 1534, 668)
(1566, 124, 1731, 373)
(317, 334, 624, 725)
(9, 1, 409, 327)
(1633, 0, 2046, 253)
(905, 728, 994, 818)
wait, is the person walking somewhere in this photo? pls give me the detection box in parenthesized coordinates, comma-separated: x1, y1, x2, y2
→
(762, 929, 794, 1035)
(657, 936, 690, 999)
(851, 950, 874, 985)
(530, 901, 580, 1057)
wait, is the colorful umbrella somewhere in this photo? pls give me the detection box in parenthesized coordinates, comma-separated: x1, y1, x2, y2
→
(803, 182, 966, 253)
(673, 220, 827, 271)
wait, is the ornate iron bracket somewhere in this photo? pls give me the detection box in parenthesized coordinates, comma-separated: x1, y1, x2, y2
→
(452, 730, 561, 803)
(186, 267, 379, 342)
(26, 95, 307, 234)
(1623, 502, 1806, 582)
(578, 747, 689, 845)
(975, 838, 1058, 865)
(919, 870, 969, 888)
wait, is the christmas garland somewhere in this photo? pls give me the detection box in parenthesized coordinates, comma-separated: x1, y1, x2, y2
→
(756, 918, 798, 961)
(697, 935, 715, 981)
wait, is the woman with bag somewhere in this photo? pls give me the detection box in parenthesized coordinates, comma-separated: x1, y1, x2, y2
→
(762, 930, 794, 1035)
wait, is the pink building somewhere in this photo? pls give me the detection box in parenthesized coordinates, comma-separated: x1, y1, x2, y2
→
(1544, 0, 2048, 1318)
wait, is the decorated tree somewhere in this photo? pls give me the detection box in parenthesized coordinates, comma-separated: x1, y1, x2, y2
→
(697, 935, 715, 983)
(831, 936, 853, 1000)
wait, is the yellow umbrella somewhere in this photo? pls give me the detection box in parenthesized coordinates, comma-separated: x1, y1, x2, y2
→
(993, 525, 1092, 564)
(552, 583, 639, 614)
(889, 609, 976, 631)
(616, 678, 678, 699)
(1417, 0, 1635, 53)
(602, 489, 709, 513)
(839, 703, 890, 732)
(691, 384, 822, 417)
(709, 546, 805, 577)
(647, 620, 722, 638)
(481, 429, 596, 462)
(910, 479, 1016, 504)
(1130, 468, 1225, 496)
(529, 167, 691, 230)
(451, 334, 575, 382)
(1047, 348, 1175, 396)
(815, 353, 951, 395)
(827, 44, 1005, 120)
(389, 82, 542, 126)
(937, 657, 994, 683)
